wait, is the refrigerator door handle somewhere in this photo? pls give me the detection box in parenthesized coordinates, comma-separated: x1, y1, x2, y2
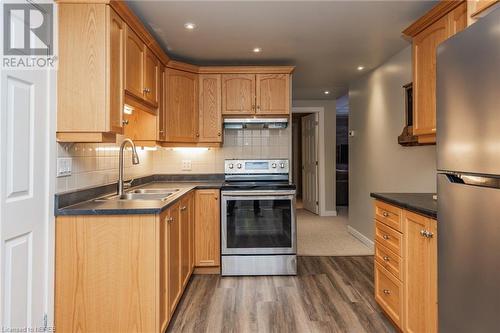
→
(443, 173, 500, 190)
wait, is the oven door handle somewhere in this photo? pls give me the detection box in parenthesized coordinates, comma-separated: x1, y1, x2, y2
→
(222, 190, 296, 196)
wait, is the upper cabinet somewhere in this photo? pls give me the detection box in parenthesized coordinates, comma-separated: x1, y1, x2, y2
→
(199, 74, 222, 142)
(165, 68, 199, 143)
(144, 48, 160, 107)
(57, 4, 124, 142)
(222, 74, 256, 115)
(221, 73, 291, 116)
(256, 74, 290, 115)
(403, 1, 468, 144)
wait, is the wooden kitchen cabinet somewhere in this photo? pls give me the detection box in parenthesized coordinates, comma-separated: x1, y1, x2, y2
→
(180, 192, 194, 288)
(195, 189, 221, 268)
(256, 74, 290, 115)
(57, 4, 124, 142)
(199, 74, 223, 142)
(144, 48, 160, 107)
(468, 0, 499, 25)
(222, 74, 256, 115)
(165, 68, 199, 142)
(373, 200, 437, 332)
(159, 208, 170, 332)
(403, 1, 467, 144)
(403, 211, 437, 333)
(124, 26, 145, 101)
(158, 66, 167, 141)
(168, 202, 182, 315)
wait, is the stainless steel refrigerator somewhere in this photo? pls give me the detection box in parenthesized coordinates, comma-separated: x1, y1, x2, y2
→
(437, 8, 500, 333)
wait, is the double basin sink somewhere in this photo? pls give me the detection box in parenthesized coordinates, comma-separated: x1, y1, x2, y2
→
(96, 188, 181, 202)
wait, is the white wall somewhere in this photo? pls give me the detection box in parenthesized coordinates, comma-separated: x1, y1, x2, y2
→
(292, 100, 337, 213)
(348, 46, 437, 241)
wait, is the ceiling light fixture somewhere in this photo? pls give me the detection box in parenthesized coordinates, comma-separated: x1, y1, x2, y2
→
(253, 47, 262, 53)
(184, 22, 196, 30)
(324, 90, 330, 95)
(357, 65, 365, 71)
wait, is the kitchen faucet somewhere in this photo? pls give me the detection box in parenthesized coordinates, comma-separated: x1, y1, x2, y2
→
(118, 138, 140, 196)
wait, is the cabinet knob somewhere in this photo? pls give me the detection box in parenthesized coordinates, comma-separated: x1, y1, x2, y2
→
(122, 120, 129, 125)
(382, 235, 390, 240)
(420, 230, 434, 238)
(382, 211, 389, 217)
(383, 289, 391, 295)
(257, 105, 260, 110)
(196, 133, 199, 137)
(159, 130, 164, 134)
(383, 256, 390, 262)
(143, 88, 151, 93)
(214, 196, 218, 200)
(180, 206, 187, 211)
(167, 217, 174, 223)
(217, 132, 221, 136)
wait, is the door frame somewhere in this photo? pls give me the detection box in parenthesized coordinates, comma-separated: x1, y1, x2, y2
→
(291, 107, 336, 216)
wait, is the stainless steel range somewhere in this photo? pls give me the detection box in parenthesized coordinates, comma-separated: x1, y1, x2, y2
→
(221, 159, 297, 276)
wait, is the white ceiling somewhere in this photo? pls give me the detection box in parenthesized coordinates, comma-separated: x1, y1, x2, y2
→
(127, 0, 436, 99)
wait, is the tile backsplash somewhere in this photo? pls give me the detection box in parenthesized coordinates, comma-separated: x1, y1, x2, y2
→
(56, 128, 290, 193)
(153, 128, 291, 174)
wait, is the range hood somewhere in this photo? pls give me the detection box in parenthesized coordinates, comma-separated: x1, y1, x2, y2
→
(223, 117, 288, 129)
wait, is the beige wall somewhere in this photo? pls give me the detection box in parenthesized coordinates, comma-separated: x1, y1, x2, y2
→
(292, 100, 336, 213)
(348, 46, 437, 241)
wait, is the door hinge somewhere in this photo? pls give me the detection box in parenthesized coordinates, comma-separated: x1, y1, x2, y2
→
(43, 313, 48, 330)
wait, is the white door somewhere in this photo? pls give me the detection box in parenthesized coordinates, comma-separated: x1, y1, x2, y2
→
(301, 113, 319, 214)
(0, 15, 54, 329)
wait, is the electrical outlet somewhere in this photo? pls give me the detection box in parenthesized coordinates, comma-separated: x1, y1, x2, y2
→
(181, 160, 192, 171)
(57, 157, 72, 177)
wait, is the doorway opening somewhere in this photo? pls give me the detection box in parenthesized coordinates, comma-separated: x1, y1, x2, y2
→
(336, 95, 349, 208)
(292, 112, 318, 214)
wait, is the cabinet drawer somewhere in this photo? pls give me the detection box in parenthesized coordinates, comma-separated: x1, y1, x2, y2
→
(375, 261, 403, 329)
(375, 241, 403, 281)
(375, 220, 403, 257)
(375, 200, 403, 232)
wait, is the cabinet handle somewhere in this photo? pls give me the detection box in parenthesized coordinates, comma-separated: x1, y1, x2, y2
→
(122, 120, 129, 125)
(143, 88, 151, 93)
(383, 256, 390, 262)
(196, 133, 199, 137)
(382, 235, 390, 240)
(159, 130, 164, 134)
(217, 132, 221, 136)
(421, 230, 434, 238)
(382, 211, 389, 217)
(167, 217, 174, 223)
(180, 206, 187, 211)
(214, 196, 218, 200)
(383, 289, 391, 295)
(426, 231, 434, 238)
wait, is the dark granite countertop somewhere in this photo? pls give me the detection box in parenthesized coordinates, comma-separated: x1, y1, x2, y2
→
(370, 193, 437, 219)
(55, 174, 224, 216)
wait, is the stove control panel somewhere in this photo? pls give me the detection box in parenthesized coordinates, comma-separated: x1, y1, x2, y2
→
(224, 159, 289, 174)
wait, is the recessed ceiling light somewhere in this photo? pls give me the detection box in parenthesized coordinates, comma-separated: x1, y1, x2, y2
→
(184, 22, 196, 30)
(357, 65, 365, 71)
(324, 90, 330, 95)
(253, 47, 262, 53)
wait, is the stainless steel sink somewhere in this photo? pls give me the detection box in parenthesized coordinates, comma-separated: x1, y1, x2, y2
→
(95, 188, 180, 201)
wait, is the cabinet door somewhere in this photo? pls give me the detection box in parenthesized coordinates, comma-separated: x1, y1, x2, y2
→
(188, 193, 195, 271)
(168, 203, 181, 314)
(256, 74, 290, 115)
(159, 210, 170, 332)
(403, 211, 438, 333)
(412, 15, 448, 138)
(143, 48, 159, 107)
(448, 2, 468, 34)
(124, 26, 144, 100)
(199, 74, 222, 142)
(158, 66, 167, 141)
(194, 190, 220, 267)
(165, 68, 199, 142)
(221, 74, 255, 115)
(180, 196, 191, 288)
(107, 7, 124, 134)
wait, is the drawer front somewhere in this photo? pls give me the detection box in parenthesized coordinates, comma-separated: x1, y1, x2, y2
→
(375, 261, 403, 329)
(375, 220, 403, 257)
(375, 241, 403, 281)
(375, 200, 403, 232)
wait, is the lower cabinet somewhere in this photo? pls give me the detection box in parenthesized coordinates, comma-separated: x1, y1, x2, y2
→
(373, 200, 437, 333)
(194, 189, 221, 269)
(56, 190, 199, 333)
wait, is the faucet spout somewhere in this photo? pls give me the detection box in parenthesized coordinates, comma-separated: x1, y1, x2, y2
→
(118, 138, 140, 196)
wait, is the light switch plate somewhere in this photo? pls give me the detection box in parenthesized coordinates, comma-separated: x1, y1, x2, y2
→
(57, 157, 72, 177)
(181, 160, 192, 171)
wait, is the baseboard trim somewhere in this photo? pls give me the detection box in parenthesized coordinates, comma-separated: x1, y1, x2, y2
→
(347, 225, 374, 251)
(321, 210, 338, 217)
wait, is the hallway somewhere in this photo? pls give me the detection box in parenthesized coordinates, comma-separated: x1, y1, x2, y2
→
(297, 208, 373, 256)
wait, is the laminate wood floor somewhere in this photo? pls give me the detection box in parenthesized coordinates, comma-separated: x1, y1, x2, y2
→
(167, 256, 396, 333)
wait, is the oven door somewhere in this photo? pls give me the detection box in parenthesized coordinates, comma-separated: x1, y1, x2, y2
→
(221, 190, 296, 255)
